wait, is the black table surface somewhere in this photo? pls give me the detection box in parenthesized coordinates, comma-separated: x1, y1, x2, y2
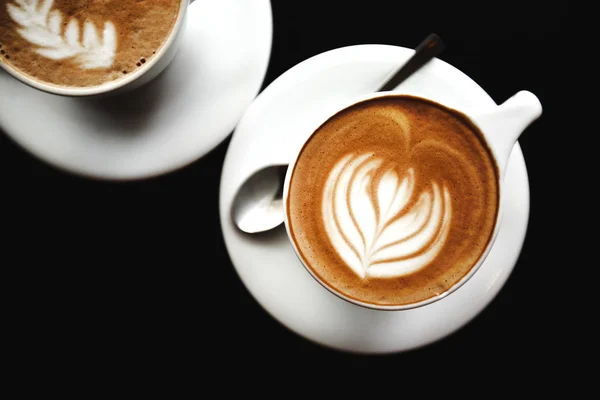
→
(1, 0, 570, 374)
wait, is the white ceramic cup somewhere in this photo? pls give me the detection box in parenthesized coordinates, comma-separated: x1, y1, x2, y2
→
(0, 0, 193, 97)
(283, 89, 542, 311)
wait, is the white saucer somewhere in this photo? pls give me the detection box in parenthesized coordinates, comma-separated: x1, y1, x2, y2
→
(0, 0, 272, 180)
(219, 44, 530, 354)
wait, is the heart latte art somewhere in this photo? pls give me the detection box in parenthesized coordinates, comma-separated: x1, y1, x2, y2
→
(323, 154, 451, 279)
(0, 0, 181, 87)
(287, 96, 500, 307)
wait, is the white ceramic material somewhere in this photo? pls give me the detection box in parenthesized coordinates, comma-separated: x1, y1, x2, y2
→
(0, 0, 272, 179)
(219, 44, 531, 354)
(281, 89, 541, 311)
(0, 0, 189, 97)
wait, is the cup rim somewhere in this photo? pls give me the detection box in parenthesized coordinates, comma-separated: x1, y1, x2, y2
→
(0, 0, 188, 97)
(282, 90, 504, 311)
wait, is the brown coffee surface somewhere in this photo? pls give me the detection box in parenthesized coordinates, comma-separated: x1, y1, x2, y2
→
(0, 0, 180, 88)
(287, 95, 499, 307)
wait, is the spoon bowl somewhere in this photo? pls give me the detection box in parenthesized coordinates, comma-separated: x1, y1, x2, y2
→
(231, 164, 287, 234)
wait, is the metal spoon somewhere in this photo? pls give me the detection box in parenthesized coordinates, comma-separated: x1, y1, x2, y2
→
(231, 33, 445, 234)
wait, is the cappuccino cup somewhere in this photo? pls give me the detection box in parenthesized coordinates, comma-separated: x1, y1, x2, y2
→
(283, 89, 542, 311)
(0, 0, 193, 96)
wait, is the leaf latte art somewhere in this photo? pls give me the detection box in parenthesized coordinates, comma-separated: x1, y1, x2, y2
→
(7, 0, 116, 69)
(287, 95, 500, 306)
(322, 153, 451, 279)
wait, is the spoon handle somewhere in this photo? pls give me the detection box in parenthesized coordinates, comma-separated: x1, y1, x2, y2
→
(377, 33, 445, 92)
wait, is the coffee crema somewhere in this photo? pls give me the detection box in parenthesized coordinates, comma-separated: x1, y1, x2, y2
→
(287, 95, 500, 307)
(0, 0, 181, 88)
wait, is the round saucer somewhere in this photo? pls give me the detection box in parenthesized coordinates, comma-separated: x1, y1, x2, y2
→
(219, 44, 530, 354)
(0, 0, 272, 180)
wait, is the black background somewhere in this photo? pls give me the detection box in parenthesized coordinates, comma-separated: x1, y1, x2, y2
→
(1, 0, 569, 376)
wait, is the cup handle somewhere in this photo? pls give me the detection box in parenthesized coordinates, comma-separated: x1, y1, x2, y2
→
(469, 90, 542, 179)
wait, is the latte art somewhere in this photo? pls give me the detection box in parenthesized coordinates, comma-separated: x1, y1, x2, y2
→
(322, 153, 451, 279)
(287, 95, 500, 306)
(6, 0, 117, 69)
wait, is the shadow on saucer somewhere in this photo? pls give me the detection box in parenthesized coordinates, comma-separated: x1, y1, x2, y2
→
(69, 70, 170, 138)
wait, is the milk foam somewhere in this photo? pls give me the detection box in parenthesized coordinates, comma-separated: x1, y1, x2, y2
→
(6, 0, 116, 69)
(322, 153, 451, 279)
